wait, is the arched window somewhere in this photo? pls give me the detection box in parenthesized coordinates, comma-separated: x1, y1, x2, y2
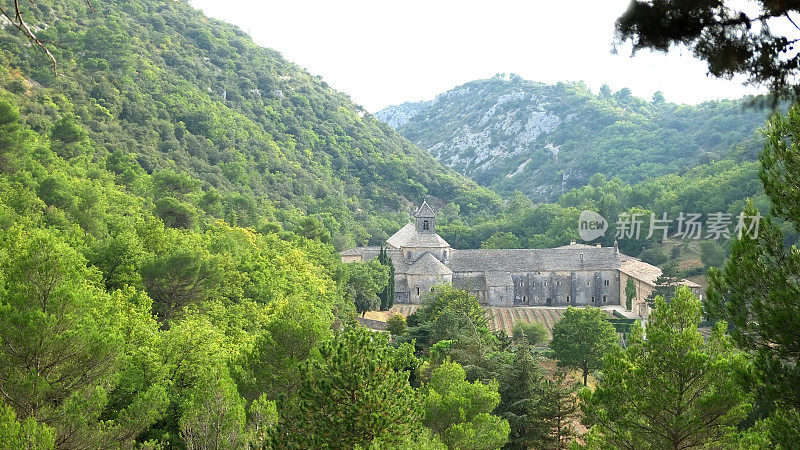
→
(522, 295, 528, 303)
(416, 287, 420, 296)
(566, 296, 570, 303)
(591, 296, 595, 303)
(603, 295, 607, 303)
(423, 220, 429, 231)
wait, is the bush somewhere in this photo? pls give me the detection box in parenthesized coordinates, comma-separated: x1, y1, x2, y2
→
(511, 321, 548, 346)
(386, 313, 407, 336)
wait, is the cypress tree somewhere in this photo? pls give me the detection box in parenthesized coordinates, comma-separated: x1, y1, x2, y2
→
(378, 245, 395, 311)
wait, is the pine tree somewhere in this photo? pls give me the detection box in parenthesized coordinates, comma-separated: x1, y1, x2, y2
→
(498, 341, 550, 449)
(541, 371, 580, 449)
(582, 288, 751, 448)
(276, 328, 421, 449)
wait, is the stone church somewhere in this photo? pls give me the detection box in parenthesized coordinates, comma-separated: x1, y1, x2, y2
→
(341, 202, 699, 318)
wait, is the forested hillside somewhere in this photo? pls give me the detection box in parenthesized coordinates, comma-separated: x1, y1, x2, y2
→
(376, 74, 770, 202)
(0, 0, 500, 251)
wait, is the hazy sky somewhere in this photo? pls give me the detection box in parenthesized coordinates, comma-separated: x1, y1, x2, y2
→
(190, 0, 763, 112)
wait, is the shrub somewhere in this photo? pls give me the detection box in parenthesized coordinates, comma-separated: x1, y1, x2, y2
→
(386, 313, 407, 336)
(511, 321, 548, 346)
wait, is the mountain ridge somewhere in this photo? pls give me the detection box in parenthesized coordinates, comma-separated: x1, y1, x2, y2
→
(376, 74, 769, 202)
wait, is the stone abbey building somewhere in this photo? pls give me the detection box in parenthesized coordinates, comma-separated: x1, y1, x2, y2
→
(341, 202, 697, 318)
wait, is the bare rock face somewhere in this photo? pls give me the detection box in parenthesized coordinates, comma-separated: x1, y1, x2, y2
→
(373, 100, 432, 129)
(375, 74, 767, 202)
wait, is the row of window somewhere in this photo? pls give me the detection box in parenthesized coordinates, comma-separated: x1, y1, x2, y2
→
(520, 295, 608, 303)
(518, 279, 612, 287)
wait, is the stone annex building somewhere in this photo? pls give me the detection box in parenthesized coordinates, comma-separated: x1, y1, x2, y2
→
(341, 202, 699, 318)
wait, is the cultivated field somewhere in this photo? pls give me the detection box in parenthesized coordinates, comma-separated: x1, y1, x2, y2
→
(380, 305, 570, 338)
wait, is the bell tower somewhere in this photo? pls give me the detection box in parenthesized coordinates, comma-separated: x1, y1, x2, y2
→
(414, 201, 436, 234)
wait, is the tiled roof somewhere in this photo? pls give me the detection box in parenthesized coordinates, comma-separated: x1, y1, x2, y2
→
(386, 223, 416, 248)
(619, 259, 662, 285)
(447, 247, 623, 272)
(405, 232, 451, 248)
(406, 252, 453, 275)
(340, 246, 380, 257)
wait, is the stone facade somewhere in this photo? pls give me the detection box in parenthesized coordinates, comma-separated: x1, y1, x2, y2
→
(341, 203, 696, 317)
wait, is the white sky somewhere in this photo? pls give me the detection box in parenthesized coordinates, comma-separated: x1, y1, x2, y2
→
(190, 0, 764, 112)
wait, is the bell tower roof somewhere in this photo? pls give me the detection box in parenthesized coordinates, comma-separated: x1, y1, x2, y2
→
(414, 201, 435, 218)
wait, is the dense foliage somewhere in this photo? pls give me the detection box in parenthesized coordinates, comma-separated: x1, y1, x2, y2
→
(0, 0, 503, 251)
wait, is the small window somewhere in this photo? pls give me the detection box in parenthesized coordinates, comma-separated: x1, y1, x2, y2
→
(430, 287, 434, 292)
(604, 280, 610, 286)
(423, 220, 429, 231)
(557, 280, 561, 286)
(519, 281, 523, 287)
(522, 295, 528, 302)
(543, 281, 547, 287)
(416, 287, 420, 296)
(566, 296, 570, 303)
(591, 296, 595, 303)
(587, 280, 590, 286)
(603, 295, 607, 303)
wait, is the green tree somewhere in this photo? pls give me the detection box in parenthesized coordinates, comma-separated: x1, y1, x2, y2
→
(296, 216, 332, 243)
(581, 287, 751, 448)
(345, 260, 389, 316)
(278, 327, 421, 449)
(179, 366, 247, 450)
(141, 241, 224, 324)
(511, 321, 548, 346)
(378, 245, 395, 310)
(403, 286, 499, 379)
(615, 1, 800, 99)
(699, 240, 727, 268)
(386, 313, 407, 336)
(421, 359, 509, 449)
(646, 260, 682, 305)
(0, 227, 164, 448)
(705, 105, 800, 429)
(497, 340, 550, 449)
(625, 277, 636, 311)
(550, 307, 618, 386)
(233, 298, 333, 402)
(0, 403, 54, 450)
(541, 371, 580, 449)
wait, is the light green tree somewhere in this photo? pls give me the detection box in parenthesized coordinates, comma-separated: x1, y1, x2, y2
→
(278, 327, 421, 448)
(421, 359, 509, 449)
(581, 287, 751, 448)
(386, 313, 407, 336)
(0, 402, 54, 449)
(345, 260, 389, 316)
(511, 321, 548, 346)
(550, 307, 618, 386)
(0, 227, 166, 448)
